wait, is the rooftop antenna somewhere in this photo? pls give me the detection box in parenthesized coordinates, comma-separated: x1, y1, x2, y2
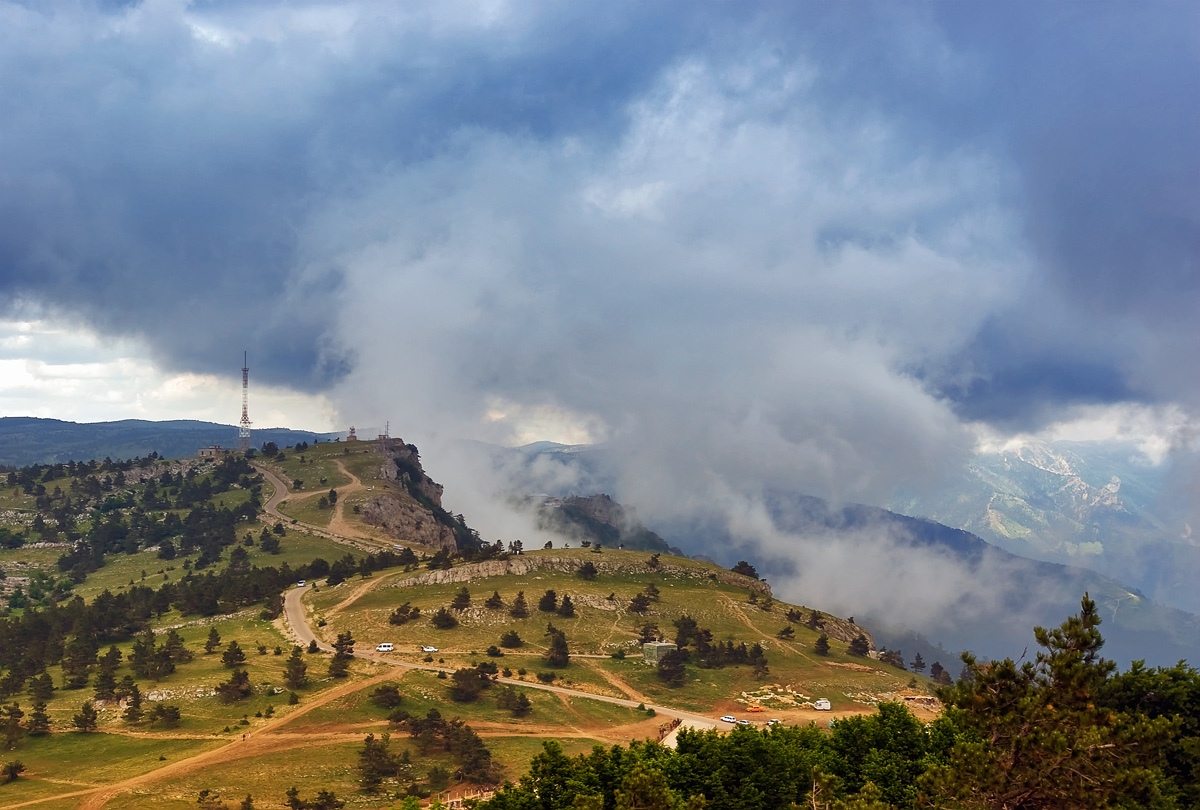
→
(238, 351, 252, 453)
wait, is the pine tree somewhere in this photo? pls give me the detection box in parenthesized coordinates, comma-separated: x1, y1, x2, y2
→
(451, 587, 471, 611)
(27, 673, 54, 702)
(122, 684, 143, 724)
(510, 591, 529, 618)
(538, 590, 558, 612)
(27, 702, 50, 736)
(814, 633, 830, 655)
(484, 590, 504, 609)
(557, 594, 576, 618)
(216, 669, 252, 703)
(545, 631, 570, 668)
(222, 641, 247, 667)
(328, 632, 354, 678)
(2, 703, 23, 750)
(921, 594, 1174, 808)
(911, 652, 926, 673)
(285, 645, 308, 689)
(72, 700, 99, 732)
(205, 627, 222, 654)
(92, 668, 117, 701)
(848, 635, 870, 657)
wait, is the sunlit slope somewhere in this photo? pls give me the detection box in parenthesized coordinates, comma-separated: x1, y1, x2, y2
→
(308, 548, 938, 718)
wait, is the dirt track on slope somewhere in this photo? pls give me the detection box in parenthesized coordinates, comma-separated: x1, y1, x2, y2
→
(1, 670, 399, 810)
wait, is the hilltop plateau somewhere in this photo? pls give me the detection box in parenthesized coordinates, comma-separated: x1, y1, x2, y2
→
(0, 437, 943, 809)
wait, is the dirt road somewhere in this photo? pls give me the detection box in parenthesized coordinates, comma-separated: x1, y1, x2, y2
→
(283, 584, 719, 731)
(252, 463, 382, 551)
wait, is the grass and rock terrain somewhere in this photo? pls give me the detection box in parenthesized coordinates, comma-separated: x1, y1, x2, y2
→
(0, 439, 933, 808)
(1, 437, 1196, 809)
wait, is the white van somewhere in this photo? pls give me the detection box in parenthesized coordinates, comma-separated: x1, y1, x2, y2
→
(813, 699, 832, 711)
(375, 643, 394, 652)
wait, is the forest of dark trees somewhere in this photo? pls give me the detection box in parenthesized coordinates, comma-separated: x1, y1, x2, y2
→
(481, 598, 1200, 810)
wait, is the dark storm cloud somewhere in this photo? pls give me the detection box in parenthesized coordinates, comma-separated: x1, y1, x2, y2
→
(0, 0, 693, 386)
(2, 0, 1197, 477)
(927, 1, 1200, 422)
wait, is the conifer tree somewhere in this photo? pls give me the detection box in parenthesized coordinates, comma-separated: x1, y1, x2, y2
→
(557, 594, 576, 618)
(285, 645, 308, 689)
(72, 700, 98, 732)
(27, 702, 50, 736)
(509, 591, 529, 619)
(451, 587, 471, 610)
(222, 640, 247, 667)
(205, 627, 222, 654)
(921, 594, 1174, 808)
(122, 684, 143, 725)
(545, 631, 570, 668)
(2, 703, 23, 750)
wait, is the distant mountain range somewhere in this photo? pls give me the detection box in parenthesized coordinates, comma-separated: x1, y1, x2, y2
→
(491, 440, 1200, 667)
(0, 417, 340, 467)
(888, 439, 1200, 615)
(4, 421, 1196, 666)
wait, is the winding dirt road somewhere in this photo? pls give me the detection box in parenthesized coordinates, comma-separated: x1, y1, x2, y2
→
(4, 480, 722, 809)
(282, 585, 719, 729)
(253, 462, 383, 551)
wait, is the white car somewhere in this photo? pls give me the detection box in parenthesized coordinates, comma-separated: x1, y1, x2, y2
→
(719, 715, 736, 723)
(768, 719, 782, 726)
(296, 580, 306, 587)
(420, 645, 439, 653)
(375, 643, 394, 652)
(813, 699, 832, 711)
(736, 719, 752, 725)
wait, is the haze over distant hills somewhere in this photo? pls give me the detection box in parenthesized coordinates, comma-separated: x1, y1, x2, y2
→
(483, 440, 1200, 667)
(0, 416, 339, 467)
(3, 420, 1197, 666)
(888, 439, 1200, 615)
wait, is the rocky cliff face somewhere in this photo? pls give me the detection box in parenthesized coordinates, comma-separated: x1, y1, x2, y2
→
(359, 492, 459, 551)
(562, 494, 630, 530)
(359, 439, 459, 552)
(376, 440, 445, 507)
(535, 493, 677, 554)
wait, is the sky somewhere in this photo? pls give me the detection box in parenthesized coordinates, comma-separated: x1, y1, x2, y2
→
(2, 1, 1198, 632)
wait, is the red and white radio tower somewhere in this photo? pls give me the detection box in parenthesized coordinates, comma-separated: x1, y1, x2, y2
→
(238, 351, 252, 453)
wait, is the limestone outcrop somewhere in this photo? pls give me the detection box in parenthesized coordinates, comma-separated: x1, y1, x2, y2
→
(385, 555, 772, 595)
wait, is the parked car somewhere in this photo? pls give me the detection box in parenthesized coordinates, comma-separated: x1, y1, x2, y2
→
(296, 580, 306, 587)
(375, 643, 394, 652)
(736, 719, 752, 725)
(420, 645, 439, 653)
(813, 699, 832, 711)
(768, 719, 783, 726)
(719, 715, 736, 723)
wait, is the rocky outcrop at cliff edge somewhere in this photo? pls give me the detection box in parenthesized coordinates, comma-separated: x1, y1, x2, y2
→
(562, 494, 631, 530)
(375, 439, 444, 507)
(386, 555, 772, 595)
(359, 490, 458, 552)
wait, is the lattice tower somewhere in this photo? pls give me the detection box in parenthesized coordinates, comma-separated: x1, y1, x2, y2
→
(239, 351, 252, 452)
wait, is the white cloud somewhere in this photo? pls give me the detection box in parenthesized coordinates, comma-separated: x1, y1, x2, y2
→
(0, 317, 338, 430)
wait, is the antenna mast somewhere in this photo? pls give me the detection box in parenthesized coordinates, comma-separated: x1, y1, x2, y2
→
(239, 351, 252, 453)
